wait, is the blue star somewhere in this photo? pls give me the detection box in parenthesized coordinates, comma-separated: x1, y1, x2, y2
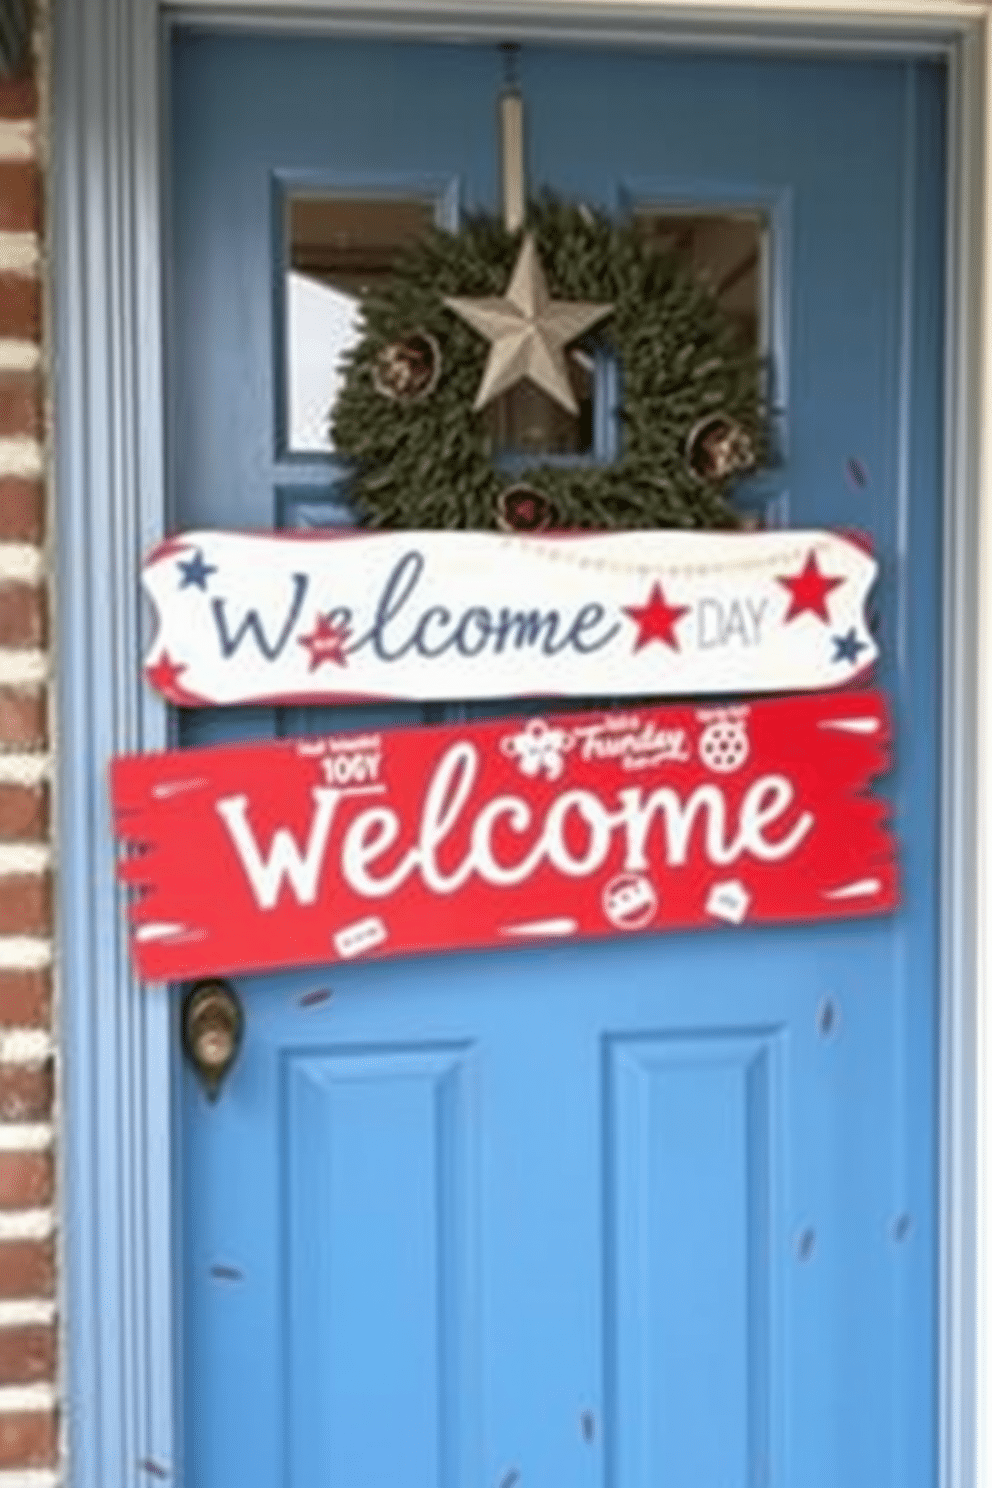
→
(832, 627, 869, 665)
(177, 548, 216, 591)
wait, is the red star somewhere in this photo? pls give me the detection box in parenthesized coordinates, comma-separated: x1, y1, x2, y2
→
(299, 613, 350, 671)
(623, 581, 690, 652)
(777, 550, 845, 623)
(145, 650, 188, 698)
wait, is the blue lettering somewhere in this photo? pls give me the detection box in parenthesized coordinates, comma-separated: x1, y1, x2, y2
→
(492, 608, 562, 653)
(349, 551, 622, 666)
(453, 607, 493, 657)
(412, 605, 454, 657)
(211, 572, 309, 661)
(566, 603, 620, 654)
(351, 551, 425, 661)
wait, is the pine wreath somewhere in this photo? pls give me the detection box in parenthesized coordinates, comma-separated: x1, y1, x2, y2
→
(331, 199, 765, 531)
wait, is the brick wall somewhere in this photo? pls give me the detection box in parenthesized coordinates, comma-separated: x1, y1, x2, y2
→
(0, 8, 59, 1485)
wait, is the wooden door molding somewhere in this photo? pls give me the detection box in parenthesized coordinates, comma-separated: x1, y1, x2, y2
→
(50, 3, 992, 1485)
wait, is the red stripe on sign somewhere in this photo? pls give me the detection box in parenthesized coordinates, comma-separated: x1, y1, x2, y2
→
(110, 691, 898, 982)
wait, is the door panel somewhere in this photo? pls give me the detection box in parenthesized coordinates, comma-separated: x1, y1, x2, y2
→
(286, 1042, 478, 1487)
(606, 1029, 781, 1486)
(170, 30, 944, 1488)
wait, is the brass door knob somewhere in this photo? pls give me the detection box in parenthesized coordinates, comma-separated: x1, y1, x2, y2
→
(182, 980, 244, 1101)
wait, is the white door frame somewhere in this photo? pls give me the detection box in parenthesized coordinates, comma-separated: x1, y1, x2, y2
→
(50, 2, 992, 1484)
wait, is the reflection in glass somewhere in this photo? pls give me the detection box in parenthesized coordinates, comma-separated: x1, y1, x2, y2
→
(287, 274, 362, 451)
(636, 208, 765, 349)
(483, 354, 594, 457)
(285, 198, 766, 458)
(285, 197, 434, 454)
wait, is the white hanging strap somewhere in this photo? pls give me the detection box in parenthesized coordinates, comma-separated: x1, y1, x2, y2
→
(499, 45, 525, 232)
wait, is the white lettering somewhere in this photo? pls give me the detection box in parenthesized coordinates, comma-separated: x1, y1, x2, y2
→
(616, 784, 736, 869)
(216, 758, 816, 915)
(544, 792, 613, 875)
(736, 775, 814, 859)
(320, 751, 381, 785)
(341, 807, 409, 896)
(469, 797, 542, 886)
(418, 742, 477, 893)
(216, 787, 340, 909)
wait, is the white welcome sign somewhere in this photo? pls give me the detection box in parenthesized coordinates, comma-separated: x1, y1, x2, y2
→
(141, 528, 878, 707)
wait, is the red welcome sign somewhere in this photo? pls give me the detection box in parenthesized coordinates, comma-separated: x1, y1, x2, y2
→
(111, 692, 897, 982)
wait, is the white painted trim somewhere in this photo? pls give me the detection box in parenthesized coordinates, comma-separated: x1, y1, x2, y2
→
(173, 0, 987, 25)
(938, 19, 992, 1488)
(51, 3, 992, 1488)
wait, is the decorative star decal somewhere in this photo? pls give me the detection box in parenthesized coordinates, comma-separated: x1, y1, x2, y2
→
(777, 549, 845, 623)
(177, 548, 217, 591)
(832, 628, 869, 665)
(623, 581, 690, 652)
(146, 651, 189, 695)
(444, 234, 612, 415)
(299, 613, 351, 671)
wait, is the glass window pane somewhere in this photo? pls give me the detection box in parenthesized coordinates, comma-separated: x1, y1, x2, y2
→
(285, 196, 435, 453)
(634, 208, 766, 352)
(482, 351, 595, 458)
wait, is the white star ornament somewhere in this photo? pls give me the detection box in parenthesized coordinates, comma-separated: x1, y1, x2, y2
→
(444, 233, 613, 416)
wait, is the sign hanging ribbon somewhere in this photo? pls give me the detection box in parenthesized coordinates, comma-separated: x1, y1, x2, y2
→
(112, 691, 897, 982)
(141, 529, 878, 707)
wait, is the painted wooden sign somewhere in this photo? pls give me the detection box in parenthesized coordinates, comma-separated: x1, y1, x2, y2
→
(141, 529, 878, 706)
(111, 691, 897, 982)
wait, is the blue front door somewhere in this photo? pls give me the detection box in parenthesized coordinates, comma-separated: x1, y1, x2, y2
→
(170, 30, 945, 1487)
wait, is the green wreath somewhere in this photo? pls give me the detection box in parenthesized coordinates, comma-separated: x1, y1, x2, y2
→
(331, 199, 765, 531)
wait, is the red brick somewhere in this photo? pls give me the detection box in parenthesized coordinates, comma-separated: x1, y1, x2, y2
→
(0, 1062, 51, 1122)
(0, 874, 50, 936)
(0, 1409, 57, 1468)
(0, 479, 43, 542)
(0, 163, 39, 233)
(0, 582, 45, 647)
(0, 274, 39, 340)
(0, 782, 46, 839)
(0, 1238, 54, 1298)
(0, 688, 46, 750)
(0, 1151, 52, 1209)
(0, 79, 36, 121)
(0, 372, 40, 438)
(0, 970, 50, 1027)
(0, 1324, 54, 1384)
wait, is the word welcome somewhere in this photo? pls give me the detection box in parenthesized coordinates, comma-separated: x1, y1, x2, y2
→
(111, 693, 898, 981)
(215, 745, 812, 911)
(141, 529, 879, 705)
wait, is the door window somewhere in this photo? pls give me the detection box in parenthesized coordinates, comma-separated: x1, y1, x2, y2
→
(285, 195, 767, 469)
